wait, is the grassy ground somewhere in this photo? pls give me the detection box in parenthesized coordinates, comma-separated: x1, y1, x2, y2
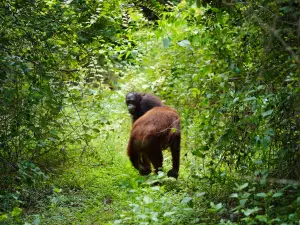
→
(22, 136, 193, 225)
(24, 155, 136, 224)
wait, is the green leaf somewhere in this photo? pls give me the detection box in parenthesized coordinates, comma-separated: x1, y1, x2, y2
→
(272, 192, 283, 198)
(230, 193, 238, 198)
(235, 183, 248, 191)
(234, 67, 240, 73)
(257, 85, 265, 90)
(245, 97, 256, 101)
(233, 97, 239, 103)
(242, 192, 251, 199)
(83, 133, 93, 141)
(202, 145, 210, 151)
(143, 196, 153, 204)
(151, 214, 158, 222)
(254, 159, 263, 165)
(255, 215, 268, 223)
(256, 192, 267, 198)
(171, 127, 177, 133)
(192, 150, 205, 158)
(11, 207, 22, 217)
(239, 199, 247, 206)
(0, 214, 8, 222)
(211, 8, 220, 13)
(182, 196, 193, 207)
(265, 129, 274, 136)
(242, 207, 261, 216)
(150, 186, 160, 191)
(280, 6, 292, 13)
(92, 128, 100, 133)
(163, 212, 175, 217)
(131, 50, 138, 58)
(157, 171, 165, 178)
(190, 88, 200, 98)
(215, 203, 223, 210)
(261, 110, 273, 117)
(129, 11, 143, 21)
(178, 40, 193, 50)
(50, 197, 58, 204)
(33, 215, 41, 225)
(163, 38, 171, 48)
(209, 202, 223, 211)
(181, 196, 193, 204)
(195, 192, 206, 197)
(296, 196, 300, 204)
(53, 187, 62, 193)
(137, 214, 147, 219)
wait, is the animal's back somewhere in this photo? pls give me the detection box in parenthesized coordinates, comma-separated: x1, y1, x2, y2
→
(131, 107, 180, 140)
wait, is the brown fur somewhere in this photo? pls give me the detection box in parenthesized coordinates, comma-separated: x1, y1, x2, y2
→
(127, 106, 180, 178)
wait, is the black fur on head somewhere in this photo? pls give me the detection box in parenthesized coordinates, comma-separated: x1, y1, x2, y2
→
(125, 92, 163, 123)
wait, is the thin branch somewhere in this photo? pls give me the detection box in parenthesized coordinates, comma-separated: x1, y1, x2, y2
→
(251, 15, 300, 64)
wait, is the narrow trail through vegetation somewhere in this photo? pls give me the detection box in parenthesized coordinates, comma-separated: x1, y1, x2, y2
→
(22, 87, 193, 225)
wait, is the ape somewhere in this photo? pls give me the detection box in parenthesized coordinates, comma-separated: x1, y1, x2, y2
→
(126, 92, 163, 123)
(127, 106, 180, 179)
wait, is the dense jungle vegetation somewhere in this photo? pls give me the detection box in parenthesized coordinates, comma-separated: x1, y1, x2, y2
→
(1, 0, 300, 224)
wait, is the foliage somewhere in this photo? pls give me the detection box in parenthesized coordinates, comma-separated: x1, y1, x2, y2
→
(0, 0, 125, 220)
(114, 173, 195, 225)
(221, 181, 300, 225)
(115, 192, 192, 225)
(115, 0, 300, 223)
(1, 0, 299, 224)
(128, 0, 300, 180)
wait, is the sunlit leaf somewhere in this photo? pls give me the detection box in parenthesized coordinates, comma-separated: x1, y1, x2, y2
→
(242, 207, 261, 216)
(262, 110, 273, 117)
(143, 196, 153, 204)
(235, 183, 248, 191)
(245, 97, 256, 101)
(53, 187, 62, 193)
(163, 212, 175, 217)
(272, 192, 283, 198)
(181, 196, 193, 204)
(177, 40, 193, 50)
(11, 207, 22, 217)
(230, 193, 238, 198)
(256, 192, 267, 198)
(0, 214, 8, 222)
(195, 192, 206, 197)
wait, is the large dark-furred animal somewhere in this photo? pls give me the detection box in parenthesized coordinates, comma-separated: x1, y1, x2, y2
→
(126, 93, 180, 179)
(126, 92, 163, 123)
